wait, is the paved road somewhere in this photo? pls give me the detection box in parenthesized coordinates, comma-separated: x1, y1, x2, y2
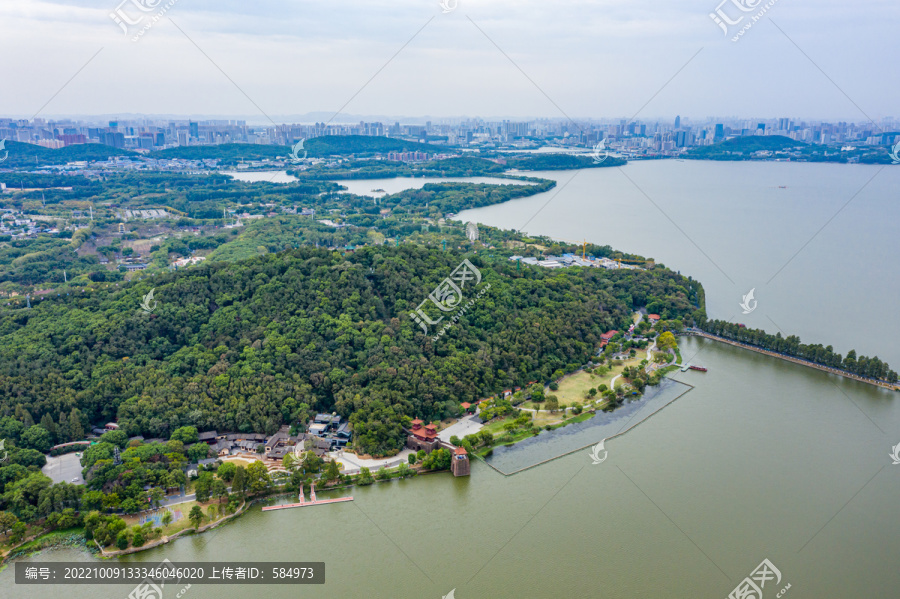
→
(330, 449, 412, 473)
(437, 415, 484, 442)
(159, 492, 196, 508)
(42, 453, 84, 485)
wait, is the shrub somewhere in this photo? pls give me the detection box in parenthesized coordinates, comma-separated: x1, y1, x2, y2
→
(116, 531, 129, 550)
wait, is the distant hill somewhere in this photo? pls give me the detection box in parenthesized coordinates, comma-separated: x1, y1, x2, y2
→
(147, 136, 449, 164)
(419, 156, 505, 176)
(504, 153, 627, 170)
(305, 135, 448, 156)
(686, 135, 806, 160)
(0, 140, 137, 168)
(148, 143, 286, 164)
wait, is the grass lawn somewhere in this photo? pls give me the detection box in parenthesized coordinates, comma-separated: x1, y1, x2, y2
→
(122, 499, 225, 536)
(1, 526, 82, 559)
(221, 456, 258, 468)
(0, 522, 44, 555)
(550, 357, 644, 407)
(481, 416, 518, 436)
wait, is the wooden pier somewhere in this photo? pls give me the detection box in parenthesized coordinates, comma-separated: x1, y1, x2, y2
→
(261, 484, 354, 511)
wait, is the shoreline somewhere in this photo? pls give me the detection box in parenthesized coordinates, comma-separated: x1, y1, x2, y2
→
(480, 376, 693, 476)
(686, 330, 899, 391)
(0, 469, 452, 564)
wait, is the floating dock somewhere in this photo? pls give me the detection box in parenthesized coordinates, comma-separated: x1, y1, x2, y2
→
(261, 496, 354, 511)
(261, 484, 354, 511)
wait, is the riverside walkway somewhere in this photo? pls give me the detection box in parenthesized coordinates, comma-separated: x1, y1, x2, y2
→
(684, 329, 899, 391)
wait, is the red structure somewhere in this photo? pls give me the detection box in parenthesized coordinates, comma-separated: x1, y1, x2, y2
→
(406, 419, 440, 453)
(450, 446, 470, 477)
(460, 402, 473, 414)
(600, 330, 618, 348)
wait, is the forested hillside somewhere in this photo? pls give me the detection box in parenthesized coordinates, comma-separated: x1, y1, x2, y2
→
(0, 246, 703, 455)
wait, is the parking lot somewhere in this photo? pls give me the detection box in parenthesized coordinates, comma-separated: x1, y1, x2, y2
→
(42, 452, 85, 485)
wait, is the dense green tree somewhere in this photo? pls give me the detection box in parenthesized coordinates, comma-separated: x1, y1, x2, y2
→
(189, 505, 204, 529)
(170, 426, 199, 444)
(19, 426, 51, 453)
(421, 449, 451, 471)
(99, 430, 128, 449)
(217, 462, 237, 482)
(232, 466, 247, 496)
(324, 460, 341, 482)
(245, 461, 270, 495)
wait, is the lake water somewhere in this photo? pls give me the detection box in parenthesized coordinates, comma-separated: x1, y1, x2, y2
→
(7, 161, 900, 599)
(484, 378, 693, 475)
(222, 171, 535, 196)
(221, 171, 299, 184)
(329, 176, 534, 197)
(458, 161, 900, 367)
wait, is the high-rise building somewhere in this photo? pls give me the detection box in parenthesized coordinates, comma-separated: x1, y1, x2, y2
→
(674, 115, 681, 129)
(102, 131, 125, 149)
(189, 121, 199, 139)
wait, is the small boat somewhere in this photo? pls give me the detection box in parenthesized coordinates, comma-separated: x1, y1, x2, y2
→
(778, 185, 787, 189)
(689, 365, 708, 372)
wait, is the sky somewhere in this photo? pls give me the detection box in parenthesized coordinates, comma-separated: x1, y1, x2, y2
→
(1, 0, 897, 124)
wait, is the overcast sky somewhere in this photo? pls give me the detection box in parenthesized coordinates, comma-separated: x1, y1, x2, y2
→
(1, 0, 897, 124)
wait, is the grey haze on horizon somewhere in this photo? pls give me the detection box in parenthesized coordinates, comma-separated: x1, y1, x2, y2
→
(1, 0, 897, 124)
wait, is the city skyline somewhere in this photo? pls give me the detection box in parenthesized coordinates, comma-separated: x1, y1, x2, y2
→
(5, 114, 895, 158)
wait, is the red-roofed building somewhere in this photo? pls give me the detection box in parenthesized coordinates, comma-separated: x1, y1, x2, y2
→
(648, 314, 661, 323)
(451, 445, 470, 477)
(406, 419, 440, 453)
(460, 402, 474, 414)
(600, 330, 618, 348)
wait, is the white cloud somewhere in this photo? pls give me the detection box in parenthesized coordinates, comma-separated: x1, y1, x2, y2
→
(0, 0, 897, 121)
